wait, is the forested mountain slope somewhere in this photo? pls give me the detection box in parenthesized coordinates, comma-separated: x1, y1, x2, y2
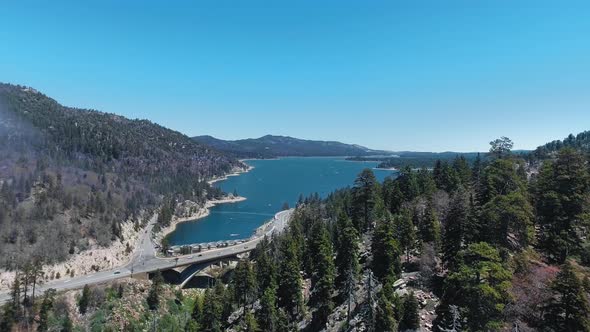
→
(4, 135, 590, 331)
(193, 134, 392, 158)
(0, 83, 244, 268)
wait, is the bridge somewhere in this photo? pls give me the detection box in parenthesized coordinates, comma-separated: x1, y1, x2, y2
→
(159, 256, 241, 288)
(0, 209, 293, 303)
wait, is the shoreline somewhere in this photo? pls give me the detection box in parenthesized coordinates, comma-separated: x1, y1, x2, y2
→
(373, 167, 398, 171)
(161, 161, 255, 242)
(208, 165, 254, 185)
(156, 195, 247, 243)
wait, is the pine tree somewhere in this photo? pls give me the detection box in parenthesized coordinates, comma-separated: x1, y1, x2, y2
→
(471, 152, 483, 178)
(419, 202, 441, 248)
(191, 293, 204, 329)
(396, 209, 417, 263)
(399, 291, 420, 331)
(334, 212, 360, 322)
(257, 287, 278, 332)
(277, 235, 303, 319)
(241, 311, 259, 332)
(463, 193, 481, 246)
(233, 260, 257, 312)
(536, 148, 590, 263)
(398, 166, 420, 201)
(434, 304, 462, 332)
(433, 159, 444, 190)
(335, 213, 360, 292)
(417, 167, 436, 196)
(201, 287, 223, 332)
(440, 162, 461, 193)
(220, 282, 234, 324)
(255, 244, 276, 296)
(481, 190, 534, 250)
(371, 214, 402, 282)
(37, 289, 55, 332)
(62, 312, 74, 332)
(543, 261, 590, 331)
(288, 218, 306, 268)
(452, 155, 472, 186)
(481, 158, 526, 205)
(444, 242, 512, 331)
(5, 273, 21, 327)
(309, 221, 336, 327)
(1, 302, 16, 331)
(276, 308, 291, 332)
(374, 291, 397, 332)
(352, 168, 378, 231)
(382, 177, 404, 215)
(442, 191, 467, 270)
(147, 271, 163, 311)
(78, 284, 90, 314)
(21, 262, 32, 306)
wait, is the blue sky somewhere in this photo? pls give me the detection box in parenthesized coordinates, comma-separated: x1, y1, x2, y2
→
(1, 0, 589, 152)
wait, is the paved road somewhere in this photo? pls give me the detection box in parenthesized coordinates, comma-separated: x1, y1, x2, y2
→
(0, 209, 292, 303)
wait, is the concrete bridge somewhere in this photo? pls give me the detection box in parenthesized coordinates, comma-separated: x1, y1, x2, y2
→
(156, 256, 241, 288)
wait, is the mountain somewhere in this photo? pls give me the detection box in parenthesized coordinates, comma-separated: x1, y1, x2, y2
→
(193, 134, 392, 158)
(0, 83, 244, 268)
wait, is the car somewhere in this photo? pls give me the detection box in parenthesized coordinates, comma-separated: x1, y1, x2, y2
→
(198, 254, 203, 257)
(114, 271, 121, 275)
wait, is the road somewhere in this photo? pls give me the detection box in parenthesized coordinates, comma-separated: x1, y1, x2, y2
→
(0, 209, 293, 303)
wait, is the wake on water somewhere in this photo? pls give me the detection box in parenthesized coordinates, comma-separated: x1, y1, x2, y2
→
(210, 211, 275, 217)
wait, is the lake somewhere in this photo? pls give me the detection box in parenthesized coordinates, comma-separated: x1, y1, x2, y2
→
(167, 157, 397, 245)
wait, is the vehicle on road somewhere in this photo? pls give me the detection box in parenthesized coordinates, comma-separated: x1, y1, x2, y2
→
(114, 271, 120, 275)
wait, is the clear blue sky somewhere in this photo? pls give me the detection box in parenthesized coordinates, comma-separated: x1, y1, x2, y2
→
(1, 1, 589, 152)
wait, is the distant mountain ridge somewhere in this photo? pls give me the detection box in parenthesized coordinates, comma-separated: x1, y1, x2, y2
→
(193, 134, 392, 158)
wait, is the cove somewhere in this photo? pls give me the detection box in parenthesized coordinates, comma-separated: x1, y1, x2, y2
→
(167, 157, 396, 245)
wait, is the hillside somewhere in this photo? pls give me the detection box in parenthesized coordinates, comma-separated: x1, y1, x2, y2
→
(193, 134, 392, 158)
(533, 130, 590, 158)
(0, 83, 244, 269)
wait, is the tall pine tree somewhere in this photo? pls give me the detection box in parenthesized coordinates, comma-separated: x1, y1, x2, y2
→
(309, 221, 336, 327)
(536, 148, 590, 263)
(352, 168, 378, 231)
(543, 261, 590, 331)
(371, 214, 402, 282)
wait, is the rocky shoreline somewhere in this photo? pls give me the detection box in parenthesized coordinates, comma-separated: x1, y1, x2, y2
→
(207, 164, 254, 185)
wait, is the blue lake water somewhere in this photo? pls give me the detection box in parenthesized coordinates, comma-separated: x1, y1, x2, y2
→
(167, 157, 397, 245)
